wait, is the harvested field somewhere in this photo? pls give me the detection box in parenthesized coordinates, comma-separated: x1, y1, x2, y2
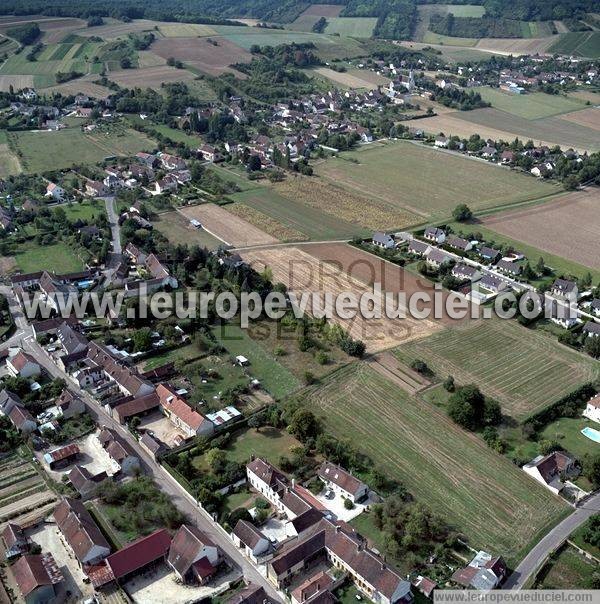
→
(394, 319, 600, 421)
(226, 203, 307, 242)
(156, 23, 218, 37)
(242, 245, 443, 352)
(480, 187, 600, 271)
(475, 36, 557, 55)
(179, 204, 278, 246)
(137, 50, 167, 68)
(0, 74, 34, 91)
(301, 4, 344, 17)
(366, 352, 430, 395)
(568, 90, 600, 104)
(73, 18, 162, 40)
(108, 65, 196, 89)
(43, 77, 112, 98)
(313, 66, 387, 89)
(316, 141, 556, 218)
(274, 175, 422, 230)
(560, 107, 600, 131)
(290, 363, 569, 562)
(287, 15, 322, 32)
(423, 31, 479, 46)
(152, 211, 222, 249)
(415, 109, 599, 153)
(305, 242, 472, 326)
(38, 18, 87, 43)
(228, 187, 365, 240)
(151, 36, 250, 77)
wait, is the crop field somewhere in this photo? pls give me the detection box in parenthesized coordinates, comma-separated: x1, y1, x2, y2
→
(287, 15, 322, 32)
(227, 187, 365, 240)
(242, 246, 442, 352)
(179, 203, 278, 246)
(44, 76, 113, 99)
(324, 18, 377, 38)
(394, 320, 600, 421)
(422, 31, 479, 46)
(9, 126, 154, 173)
(0, 132, 20, 177)
(312, 66, 388, 89)
(301, 4, 345, 17)
(226, 203, 307, 242)
(441, 108, 600, 152)
(313, 37, 368, 61)
(415, 4, 484, 42)
(151, 36, 251, 77)
(274, 175, 423, 230)
(480, 188, 600, 271)
(152, 211, 222, 249)
(568, 90, 600, 104)
(14, 241, 84, 273)
(291, 362, 569, 561)
(72, 18, 165, 40)
(473, 36, 557, 55)
(316, 141, 557, 219)
(473, 87, 586, 119)
(156, 23, 218, 37)
(550, 31, 600, 58)
(105, 65, 196, 89)
(0, 52, 87, 77)
(560, 107, 600, 131)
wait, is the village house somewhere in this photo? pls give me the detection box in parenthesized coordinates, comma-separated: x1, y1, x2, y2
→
(98, 427, 141, 476)
(139, 432, 164, 459)
(2, 523, 29, 560)
(451, 263, 481, 282)
(246, 458, 290, 514)
(423, 227, 445, 244)
(550, 278, 578, 300)
(135, 151, 158, 168)
(112, 391, 160, 424)
(408, 239, 430, 256)
(167, 524, 220, 585)
(425, 248, 453, 269)
(45, 182, 65, 201)
(478, 247, 500, 263)
(57, 322, 89, 357)
(198, 144, 222, 163)
(451, 551, 507, 590)
(11, 553, 64, 604)
(317, 461, 368, 503)
(590, 299, 600, 317)
(226, 582, 275, 604)
(0, 389, 22, 417)
(495, 259, 522, 277)
(500, 150, 516, 164)
(522, 451, 577, 494)
(9, 405, 37, 435)
(372, 232, 395, 249)
(478, 273, 507, 294)
(434, 135, 448, 148)
(290, 570, 336, 604)
(85, 180, 110, 198)
(583, 394, 600, 423)
(583, 322, 600, 338)
(54, 497, 111, 566)
(547, 299, 578, 329)
(156, 383, 213, 438)
(68, 465, 108, 500)
(6, 350, 41, 378)
(159, 152, 187, 171)
(232, 520, 271, 562)
(412, 576, 437, 599)
(446, 236, 473, 252)
(52, 389, 86, 419)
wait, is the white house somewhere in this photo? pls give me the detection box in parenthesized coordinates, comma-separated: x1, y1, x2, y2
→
(45, 182, 65, 201)
(423, 227, 446, 244)
(232, 520, 270, 562)
(157, 383, 213, 438)
(317, 461, 368, 503)
(6, 350, 41, 378)
(583, 394, 600, 423)
(522, 451, 576, 495)
(372, 232, 395, 249)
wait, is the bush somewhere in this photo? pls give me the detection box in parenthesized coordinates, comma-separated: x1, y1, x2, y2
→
(315, 351, 329, 365)
(452, 204, 473, 222)
(344, 498, 355, 510)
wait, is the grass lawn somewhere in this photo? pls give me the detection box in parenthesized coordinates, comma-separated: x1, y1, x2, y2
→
(9, 125, 154, 173)
(290, 362, 569, 563)
(222, 489, 258, 514)
(394, 320, 600, 423)
(448, 220, 600, 283)
(335, 582, 375, 604)
(192, 427, 302, 470)
(473, 87, 586, 120)
(141, 343, 201, 371)
(147, 123, 203, 146)
(207, 165, 261, 192)
(228, 187, 365, 240)
(324, 17, 377, 38)
(152, 211, 222, 249)
(316, 140, 557, 220)
(57, 200, 106, 221)
(536, 545, 598, 588)
(14, 241, 84, 273)
(212, 323, 300, 399)
(539, 417, 600, 462)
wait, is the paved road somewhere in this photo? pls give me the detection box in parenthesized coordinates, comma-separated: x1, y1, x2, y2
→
(0, 287, 281, 601)
(503, 491, 600, 589)
(103, 196, 122, 256)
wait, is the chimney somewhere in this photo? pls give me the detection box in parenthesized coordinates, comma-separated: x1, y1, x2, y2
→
(292, 478, 296, 489)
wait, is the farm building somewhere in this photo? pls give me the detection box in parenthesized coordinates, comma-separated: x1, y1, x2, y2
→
(232, 520, 271, 562)
(167, 524, 220, 585)
(317, 461, 368, 503)
(43, 444, 80, 469)
(451, 551, 507, 590)
(11, 553, 63, 604)
(2, 523, 28, 560)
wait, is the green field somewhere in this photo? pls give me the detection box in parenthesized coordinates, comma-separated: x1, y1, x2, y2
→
(536, 546, 599, 589)
(324, 17, 377, 38)
(228, 186, 366, 240)
(550, 31, 600, 58)
(394, 320, 600, 422)
(316, 141, 557, 219)
(145, 123, 203, 146)
(9, 126, 155, 173)
(422, 31, 479, 46)
(212, 323, 300, 399)
(14, 241, 84, 273)
(152, 211, 222, 249)
(474, 87, 586, 119)
(142, 343, 201, 371)
(290, 363, 569, 562)
(59, 200, 106, 221)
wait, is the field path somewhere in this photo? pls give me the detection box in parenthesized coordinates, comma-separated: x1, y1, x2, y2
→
(366, 351, 429, 394)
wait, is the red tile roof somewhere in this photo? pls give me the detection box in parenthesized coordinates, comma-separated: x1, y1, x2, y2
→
(192, 556, 216, 581)
(157, 383, 207, 432)
(48, 443, 80, 462)
(168, 524, 214, 577)
(106, 528, 172, 579)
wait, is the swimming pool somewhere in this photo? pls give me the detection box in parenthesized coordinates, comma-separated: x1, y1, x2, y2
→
(581, 426, 600, 443)
(77, 280, 94, 289)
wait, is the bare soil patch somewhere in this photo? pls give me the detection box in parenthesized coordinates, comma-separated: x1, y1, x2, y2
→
(179, 203, 278, 246)
(151, 36, 250, 77)
(0, 256, 17, 276)
(481, 187, 600, 270)
(242, 244, 445, 353)
(560, 107, 600, 131)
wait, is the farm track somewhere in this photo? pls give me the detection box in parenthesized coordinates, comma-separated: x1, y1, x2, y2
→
(366, 351, 428, 394)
